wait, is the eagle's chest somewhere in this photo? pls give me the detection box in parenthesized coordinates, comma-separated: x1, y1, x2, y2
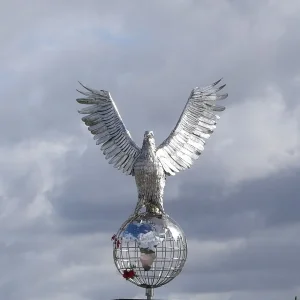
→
(133, 147, 166, 208)
(134, 153, 161, 174)
(133, 152, 165, 185)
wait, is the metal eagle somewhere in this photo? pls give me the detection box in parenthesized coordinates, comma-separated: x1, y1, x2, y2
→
(76, 79, 228, 215)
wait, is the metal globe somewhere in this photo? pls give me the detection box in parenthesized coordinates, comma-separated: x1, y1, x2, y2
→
(112, 212, 187, 290)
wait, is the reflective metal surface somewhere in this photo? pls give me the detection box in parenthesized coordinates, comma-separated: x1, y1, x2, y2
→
(76, 82, 141, 176)
(156, 78, 227, 176)
(76, 79, 227, 215)
(113, 212, 187, 289)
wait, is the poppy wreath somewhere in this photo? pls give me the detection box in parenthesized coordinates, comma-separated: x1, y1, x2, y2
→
(122, 265, 137, 280)
(111, 234, 121, 249)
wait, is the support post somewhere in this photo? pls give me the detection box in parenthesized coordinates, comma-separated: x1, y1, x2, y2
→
(145, 287, 154, 300)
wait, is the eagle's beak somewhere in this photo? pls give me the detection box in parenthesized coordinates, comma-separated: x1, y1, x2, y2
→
(144, 131, 154, 138)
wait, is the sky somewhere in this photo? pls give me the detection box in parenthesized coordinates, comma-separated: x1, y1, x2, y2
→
(1, 0, 300, 299)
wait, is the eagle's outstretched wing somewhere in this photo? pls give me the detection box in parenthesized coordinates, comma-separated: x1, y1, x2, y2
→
(156, 79, 228, 176)
(76, 82, 141, 175)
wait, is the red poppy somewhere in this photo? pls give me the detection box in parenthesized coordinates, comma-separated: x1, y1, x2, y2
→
(123, 269, 136, 280)
(127, 270, 135, 278)
(111, 234, 116, 241)
(123, 270, 129, 279)
(116, 239, 121, 248)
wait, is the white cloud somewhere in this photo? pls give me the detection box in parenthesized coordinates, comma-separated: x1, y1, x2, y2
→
(212, 86, 300, 184)
(187, 238, 246, 269)
(0, 137, 85, 229)
(269, 0, 300, 16)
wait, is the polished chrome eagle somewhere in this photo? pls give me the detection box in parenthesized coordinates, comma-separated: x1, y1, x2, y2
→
(76, 79, 228, 215)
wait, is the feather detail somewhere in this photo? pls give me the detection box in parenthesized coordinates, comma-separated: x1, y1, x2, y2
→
(156, 79, 227, 176)
(76, 83, 141, 175)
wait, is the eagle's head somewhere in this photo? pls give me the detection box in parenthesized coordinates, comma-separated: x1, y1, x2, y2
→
(143, 130, 156, 149)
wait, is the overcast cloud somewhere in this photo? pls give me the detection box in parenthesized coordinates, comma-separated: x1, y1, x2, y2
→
(1, 0, 300, 299)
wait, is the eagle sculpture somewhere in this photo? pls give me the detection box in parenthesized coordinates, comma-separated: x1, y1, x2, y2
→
(76, 79, 228, 215)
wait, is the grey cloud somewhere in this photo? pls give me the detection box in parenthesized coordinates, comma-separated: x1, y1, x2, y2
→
(54, 151, 300, 240)
(1, 1, 300, 300)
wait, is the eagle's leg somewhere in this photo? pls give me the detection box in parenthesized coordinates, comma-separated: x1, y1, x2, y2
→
(133, 199, 144, 215)
(133, 195, 165, 216)
(146, 202, 165, 215)
(145, 197, 165, 215)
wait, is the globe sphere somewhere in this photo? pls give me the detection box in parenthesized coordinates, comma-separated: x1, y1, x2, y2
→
(113, 212, 187, 288)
